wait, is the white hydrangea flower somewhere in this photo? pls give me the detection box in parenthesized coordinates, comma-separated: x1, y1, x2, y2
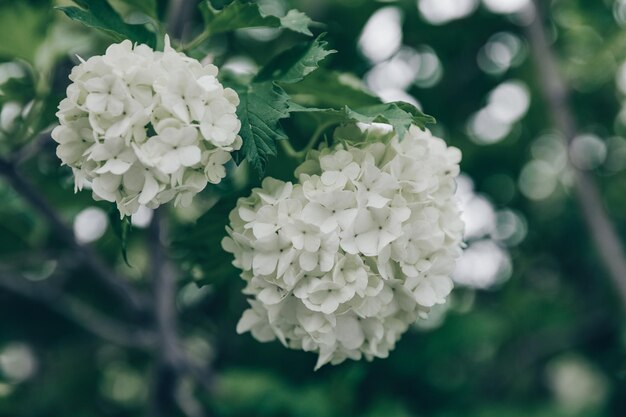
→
(223, 124, 464, 369)
(52, 37, 242, 216)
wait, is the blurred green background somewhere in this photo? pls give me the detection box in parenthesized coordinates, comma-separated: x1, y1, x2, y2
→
(1, 0, 626, 416)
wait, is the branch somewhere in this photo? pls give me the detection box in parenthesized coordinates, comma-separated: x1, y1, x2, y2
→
(150, 208, 182, 367)
(149, 208, 186, 415)
(0, 271, 155, 348)
(10, 129, 53, 165)
(149, 209, 215, 415)
(166, 0, 196, 40)
(0, 157, 150, 312)
(146, 5, 218, 414)
(525, 1, 626, 307)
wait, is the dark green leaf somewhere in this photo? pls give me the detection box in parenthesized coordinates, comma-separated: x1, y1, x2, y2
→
(108, 208, 132, 267)
(290, 102, 436, 139)
(56, 0, 156, 47)
(199, 0, 315, 36)
(283, 69, 381, 108)
(233, 82, 290, 176)
(254, 34, 336, 84)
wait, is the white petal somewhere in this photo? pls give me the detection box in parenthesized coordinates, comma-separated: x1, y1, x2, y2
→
(336, 315, 364, 350)
(138, 172, 160, 205)
(178, 146, 201, 167)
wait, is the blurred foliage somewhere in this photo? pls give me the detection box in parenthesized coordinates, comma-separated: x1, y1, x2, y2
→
(1, 0, 626, 416)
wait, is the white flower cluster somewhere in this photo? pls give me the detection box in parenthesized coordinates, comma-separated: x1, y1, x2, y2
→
(52, 37, 241, 216)
(223, 124, 464, 369)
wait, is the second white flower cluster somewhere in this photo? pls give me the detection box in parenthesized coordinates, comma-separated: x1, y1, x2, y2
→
(223, 125, 464, 369)
(52, 37, 241, 216)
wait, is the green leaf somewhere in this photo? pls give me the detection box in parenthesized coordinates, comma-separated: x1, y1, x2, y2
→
(290, 102, 436, 139)
(108, 209, 132, 267)
(283, 69, 381, 108)
(279, 9, 314, 36)
(254, 34, 336, 84)
(233, 82, 290, 175)
(199, 0, 315, 36)
(56, 0, 156, 47)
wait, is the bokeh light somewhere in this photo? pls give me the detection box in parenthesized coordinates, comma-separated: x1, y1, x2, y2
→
(100, 362, 146, 405)
(417, 0, 478, 25)
(130, 205, 153, 228)
(546, 354, 610, 413)
(453, 175, 521, 289)
(0, 343, 37, 383)
(0, 102, 22, 133)
(364, 45, 442, 100)
(569, 134, 607, 170)
(453, 240, 512, 289)
(487, 81, 530, 124)
(468, 80, 530, 144)
(358, 6, 403, 63)
(482, 0, 531, 14)
(73, 207, 108, 244)
(518, 159, 559, 200)
(477, 32, 526, 75)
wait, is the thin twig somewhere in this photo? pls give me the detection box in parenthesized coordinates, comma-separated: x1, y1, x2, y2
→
(526, 1, 626, 307)
(0, 157, 150, 312)
(280, 120, 336, 159)
(0, 271, 155, 348)
(10, 129, 54, 165)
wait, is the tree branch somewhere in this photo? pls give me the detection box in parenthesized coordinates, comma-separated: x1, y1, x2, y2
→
(149, 208, 185, 415)
(525, 1, 626, 307)
(150, 208, 182, 367)
(10, 129, 53, 165)
(166, 0, 196, 40)
(0, 270, 155, 348)
(146, 4, 218, 414)
(0, 157, 150, 312)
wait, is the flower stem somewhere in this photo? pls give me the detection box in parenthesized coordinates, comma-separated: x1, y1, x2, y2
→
(184, 30, 211, 53)
(280, 121, 336, 160)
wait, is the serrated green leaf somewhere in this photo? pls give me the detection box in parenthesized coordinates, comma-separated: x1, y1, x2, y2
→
(56, 0, 155, 47)
(279, 9, 314, 36)
(283, 69, 381, 108)
(290, 102, 436, 139)
(233, 82, 290, 175)
(199, 0, 315, 36)
(254, 34, 336, 84)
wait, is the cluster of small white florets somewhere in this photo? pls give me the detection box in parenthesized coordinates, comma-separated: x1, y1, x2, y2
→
(223, 124, 464, 369)
(52, 37, 241, 216)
